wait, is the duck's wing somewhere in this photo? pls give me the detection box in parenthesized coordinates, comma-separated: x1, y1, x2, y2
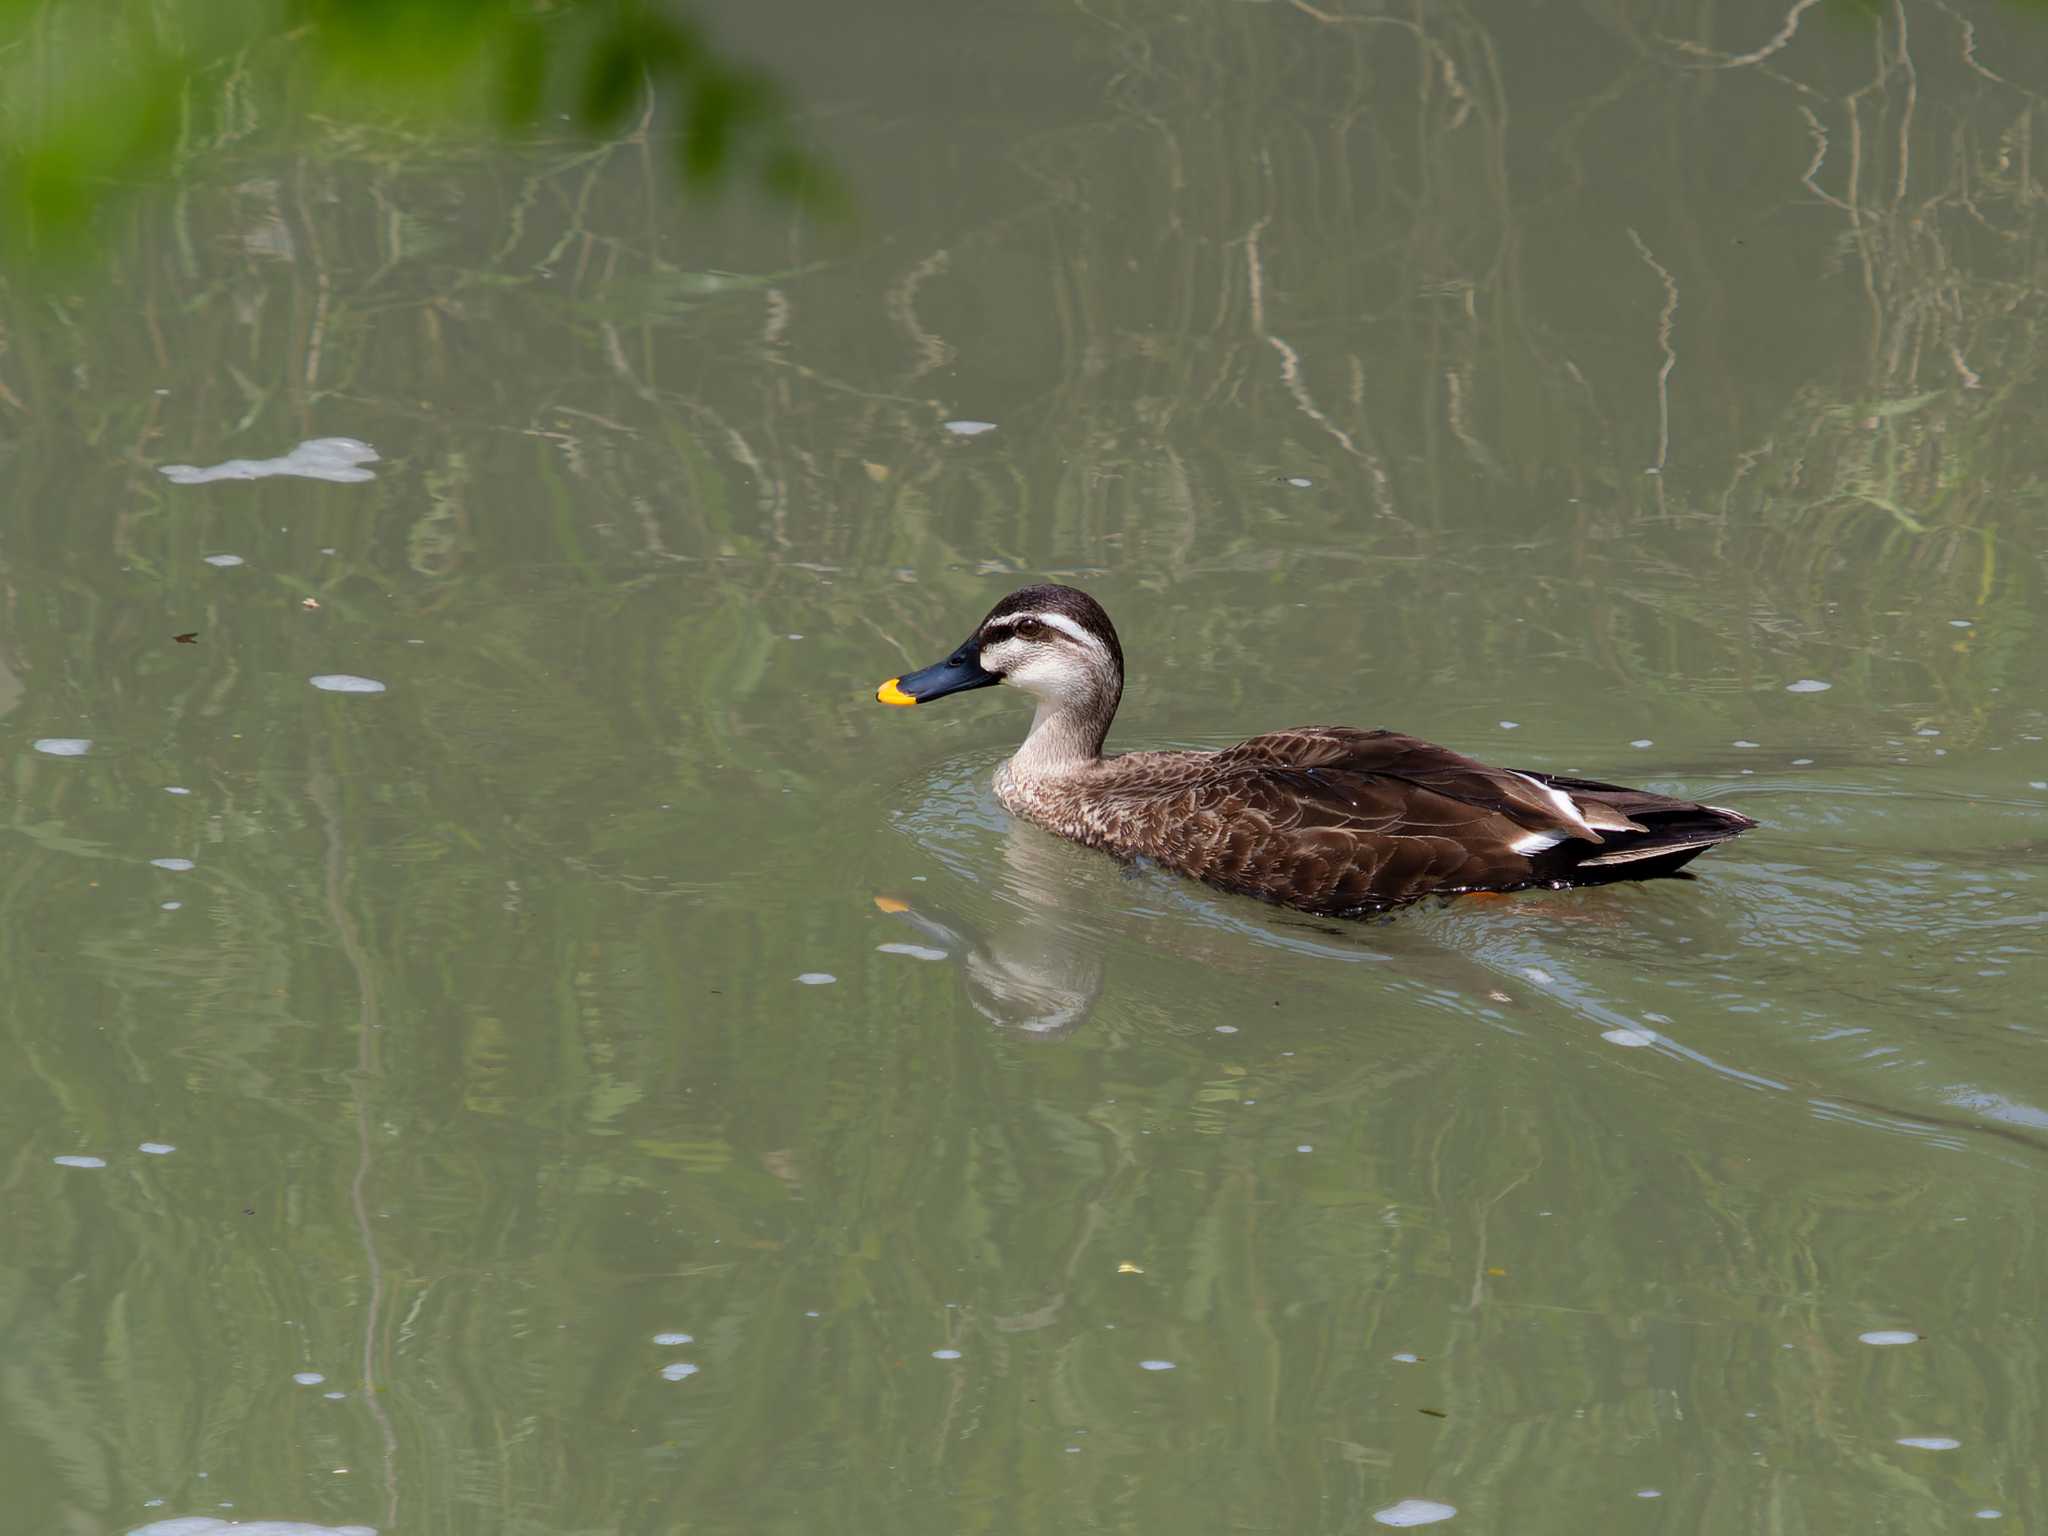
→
(1209, 728, 1637, 839)
(1157, 728, 1744, 913)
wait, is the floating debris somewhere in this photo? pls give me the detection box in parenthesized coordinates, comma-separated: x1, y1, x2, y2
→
(1602, 1028, 1654, 1047)
(1373, 1500, 1457, 1527)
(309, 674, 387, 694)
(942, 420, 997, 436)
(1138, 1359, 1176, 1371)
(203, 554, 246, 568)
(33, 738, 91, 756)
(53, 1155, 107, 1169)
(161, 437, 379, 485)
(150, 858, 196, 872)
(653, 1332, 694, 1346)
(931, 1349, 963, 1361)
(1785, 679, 1832, 693)
(1896, 1436, 1960, 1451)
(138, 1143, 176, 1156)
(660, 1362, 700, 1381)
(876, 942, 947, 961)
(796, 973, 836, 986)
(130, 1520, 377, 1536)
(1859, 1330, 1920, 1346)
(293, 1372, 326, 1386)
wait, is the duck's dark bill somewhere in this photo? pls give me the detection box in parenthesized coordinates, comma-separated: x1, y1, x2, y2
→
(875, 646, 998, 706)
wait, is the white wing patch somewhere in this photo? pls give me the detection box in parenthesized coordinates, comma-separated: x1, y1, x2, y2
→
(1510, 829, 1567, 856)
(1509, 770, 1601, 842)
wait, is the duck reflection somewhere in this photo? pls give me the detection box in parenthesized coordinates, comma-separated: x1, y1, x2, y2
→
(877, 822, 1106, 1040)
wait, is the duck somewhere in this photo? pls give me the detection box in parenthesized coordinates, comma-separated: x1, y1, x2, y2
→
(875, 583, 1756, 917)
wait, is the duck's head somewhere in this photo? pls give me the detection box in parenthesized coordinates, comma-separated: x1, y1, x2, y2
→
(876, 583, 1124, 716)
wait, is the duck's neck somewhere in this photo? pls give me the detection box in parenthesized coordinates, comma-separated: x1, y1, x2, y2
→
(1008, 688, 1117, 780)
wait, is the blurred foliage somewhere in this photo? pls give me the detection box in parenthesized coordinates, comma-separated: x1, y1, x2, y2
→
(0, 0, 829, 267)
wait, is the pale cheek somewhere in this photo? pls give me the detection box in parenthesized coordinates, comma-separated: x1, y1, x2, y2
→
(1005, 654, 1075, 698)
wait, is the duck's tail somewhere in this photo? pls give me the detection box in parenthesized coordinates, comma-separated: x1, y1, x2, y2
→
(1523, 772, 1757, 884)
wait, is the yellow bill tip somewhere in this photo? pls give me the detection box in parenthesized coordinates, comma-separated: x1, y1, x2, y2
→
(876, 677, 917, 706)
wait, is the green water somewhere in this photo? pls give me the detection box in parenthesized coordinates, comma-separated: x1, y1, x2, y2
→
(5, 1, 2047, 1532)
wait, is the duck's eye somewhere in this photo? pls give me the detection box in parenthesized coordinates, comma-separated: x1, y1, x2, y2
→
(1013, 618, 1045, 640)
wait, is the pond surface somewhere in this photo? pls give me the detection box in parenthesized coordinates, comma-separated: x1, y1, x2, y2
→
(5, 1, 2047, 1531)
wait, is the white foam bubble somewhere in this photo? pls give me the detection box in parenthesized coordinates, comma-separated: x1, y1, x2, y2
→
(54, 1155, 107, 1169)
(1373, 1500, 1457, 1526)
(652, 1332, 693, 1346)
(943, 420, 997, 436)
(659, 1362, 700, 1381)
(308, 674, 387, 694)
(1498, 721, 1519, 730)
(931, 1349, 963, 1360)
(165, 785, 192, 795)
(1858, 1330, 1920, 1346)
(1391, 1352, 1420, 1364)
(202, 554, 246, 567)
(876, 943, 947, 961)
(1895, 1436, 1960, 1450)
(1602, 1028, 1654, 1047)
(1286, 477, 1313, 488)
(1138, 1359, 1176, 1371)
(796, 973, 836, 986)
(293, 1372, 325, 1386)
(151, 858, 196, 872)
(138, 1142, 176, 1156)
(33, 738, 92, 756)
(1785, 678, 1832, 693)
(1630, 739, 1653, 749)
